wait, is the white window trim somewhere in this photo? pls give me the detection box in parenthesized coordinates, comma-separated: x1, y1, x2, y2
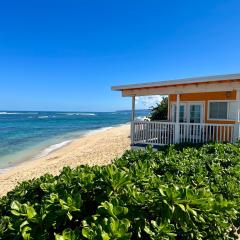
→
(207, 100, 235, 121)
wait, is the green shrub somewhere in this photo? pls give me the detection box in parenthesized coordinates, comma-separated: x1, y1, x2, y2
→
(1, 143, 240, 239)
(149, 97, 168, 121)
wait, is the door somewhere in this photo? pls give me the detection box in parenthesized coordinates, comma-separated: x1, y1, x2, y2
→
(172, 104, 186, 122)
(189, 104, 203, 123)
(189, 103, 204, 141)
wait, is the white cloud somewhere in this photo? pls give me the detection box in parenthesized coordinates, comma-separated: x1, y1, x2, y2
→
(136, 95, 164, 108)
(135, 96, 140, 105)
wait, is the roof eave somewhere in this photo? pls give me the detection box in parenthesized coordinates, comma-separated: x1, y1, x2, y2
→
(111, 73, 240, 91)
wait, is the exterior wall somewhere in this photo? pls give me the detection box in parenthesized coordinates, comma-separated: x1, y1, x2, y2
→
(169, 90, 237, 124)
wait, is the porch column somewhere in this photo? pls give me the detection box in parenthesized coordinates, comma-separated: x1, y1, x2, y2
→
(234, 99, 240, 142)
(167, 95, 170, 121)
(131, 96, 136, 144)
(233, 91, 240, 142)
(175, 94, 180, 143)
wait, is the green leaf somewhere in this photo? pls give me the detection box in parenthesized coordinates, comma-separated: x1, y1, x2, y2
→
(11, 201, 21, 212)
(101, 231, 110, 240)
(21, 226, 31, 240)
(177, 203, 186, 212)
(26, 205, 37, 219)
(82, 227, 95, 239)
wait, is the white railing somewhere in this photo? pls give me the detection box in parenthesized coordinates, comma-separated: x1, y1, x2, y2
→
(132, 121, 236, 146)
(179, 123, 235, 144)
(132, 121, 175, 145)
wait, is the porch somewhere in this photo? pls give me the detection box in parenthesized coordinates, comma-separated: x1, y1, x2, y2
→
(112, 73, 240, 147)
(132, 120, 236, 146)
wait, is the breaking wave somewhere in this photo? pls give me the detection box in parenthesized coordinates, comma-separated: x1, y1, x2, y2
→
(64, 113, 96, 116)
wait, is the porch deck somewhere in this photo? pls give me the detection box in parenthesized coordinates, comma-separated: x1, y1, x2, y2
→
(132, 120, 236, 146)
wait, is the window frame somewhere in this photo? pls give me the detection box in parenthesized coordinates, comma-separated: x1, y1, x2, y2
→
(207, 100, 234, 121)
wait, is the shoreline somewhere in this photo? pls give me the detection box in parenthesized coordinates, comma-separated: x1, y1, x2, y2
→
(0, 124, 131, 197)
(0, 123, 129, 173)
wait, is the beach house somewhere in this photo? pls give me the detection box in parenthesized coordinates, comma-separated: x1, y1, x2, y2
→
(112, 73, 240, 148)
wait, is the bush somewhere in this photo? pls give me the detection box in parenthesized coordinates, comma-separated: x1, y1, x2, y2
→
(149, 97, 168, 121)
(1, 143, 240, 239)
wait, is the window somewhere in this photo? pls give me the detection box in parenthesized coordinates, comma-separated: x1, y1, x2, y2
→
(173, 105, 185, 122)
(209, 102, 228, 120)
(190, 104, 201, 123)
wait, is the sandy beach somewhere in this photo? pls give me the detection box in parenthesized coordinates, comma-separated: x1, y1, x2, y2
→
(0, 124, 130, 197)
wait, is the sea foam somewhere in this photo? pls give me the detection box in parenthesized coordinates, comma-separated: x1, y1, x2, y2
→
(0, 112, 18, 115)
(0, 112, 38, 115)
(35, 140, 72, 158)
(64, 113, 96, 116)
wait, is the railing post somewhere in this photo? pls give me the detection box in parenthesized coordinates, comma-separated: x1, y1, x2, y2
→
(233, 123, 240, 142)
(174, 94, 180, 144)
(131, 96, 136, 144)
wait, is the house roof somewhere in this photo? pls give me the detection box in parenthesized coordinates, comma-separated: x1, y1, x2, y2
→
(111, 73, 240, 91)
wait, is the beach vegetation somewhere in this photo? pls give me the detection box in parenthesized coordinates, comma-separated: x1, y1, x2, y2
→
(1, 143, 240, 239)
(149, 97, 168, 121)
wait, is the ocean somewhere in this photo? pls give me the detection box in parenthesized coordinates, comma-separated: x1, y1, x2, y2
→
(0, 110, 149, 170)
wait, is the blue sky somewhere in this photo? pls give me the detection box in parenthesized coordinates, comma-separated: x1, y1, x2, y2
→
(0, 0, 240, 111)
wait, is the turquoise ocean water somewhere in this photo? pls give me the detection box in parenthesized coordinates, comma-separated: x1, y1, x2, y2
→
(0, 110, 149, 170)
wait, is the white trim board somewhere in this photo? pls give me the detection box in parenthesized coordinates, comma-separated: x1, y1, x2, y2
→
(121, 83, 240, 96)
(112, 73, 240, 91)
